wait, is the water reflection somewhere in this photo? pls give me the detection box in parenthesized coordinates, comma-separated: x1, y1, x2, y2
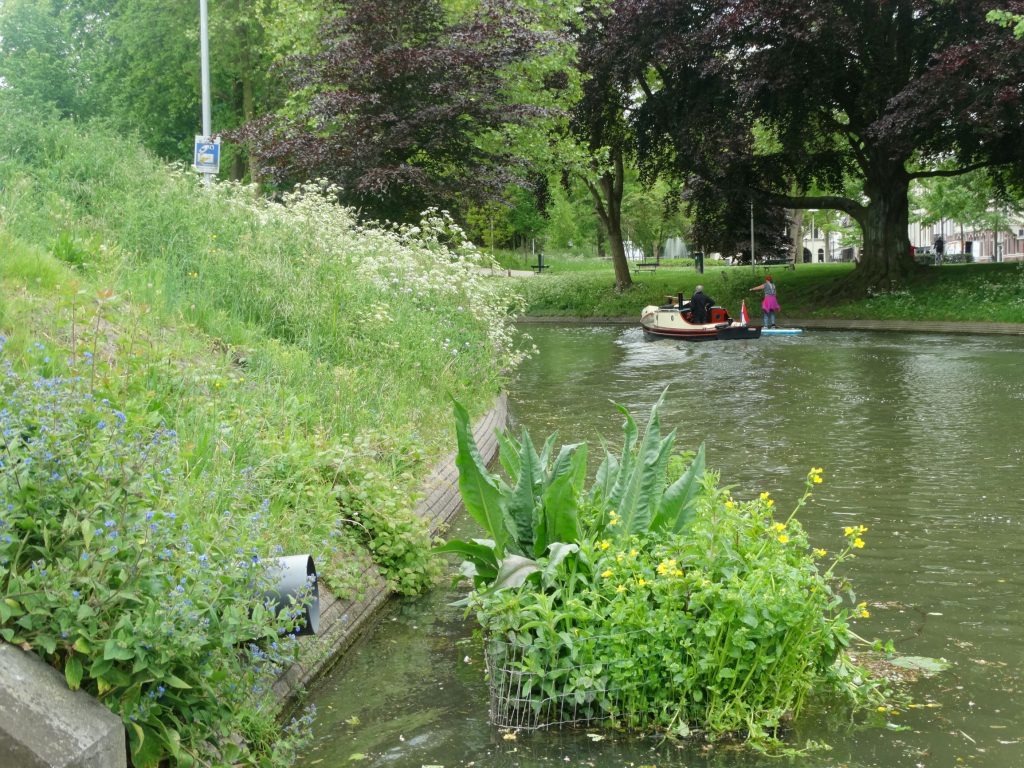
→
(300, 326, 1024, 768)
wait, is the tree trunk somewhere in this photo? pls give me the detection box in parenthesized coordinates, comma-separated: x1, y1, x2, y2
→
(585, 147, 632, 291)
(241, 62, 256, 181)
(856, 165, 918, 287)
(231, 0, 258, 182)
(605, 194, 630, 289)
(789, 209, 804, 267)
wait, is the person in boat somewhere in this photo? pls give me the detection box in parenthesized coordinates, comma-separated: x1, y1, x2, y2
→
(750, 275, 781, 328)
(689, 285, 714, 324)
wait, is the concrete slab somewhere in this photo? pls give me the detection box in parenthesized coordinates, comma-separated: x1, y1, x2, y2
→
(0, 644, 126, 768)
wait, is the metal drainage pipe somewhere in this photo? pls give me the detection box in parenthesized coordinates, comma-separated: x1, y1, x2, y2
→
(267, 554, 320, 636)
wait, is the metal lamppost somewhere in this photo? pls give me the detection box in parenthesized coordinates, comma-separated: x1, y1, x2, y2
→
(193, 0, 219, 185)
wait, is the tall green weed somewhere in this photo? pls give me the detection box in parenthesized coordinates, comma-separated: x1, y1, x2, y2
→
(0, 93, 524, 596)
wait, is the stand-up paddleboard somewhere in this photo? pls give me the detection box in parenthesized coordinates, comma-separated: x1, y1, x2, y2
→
(761, 327, 803, 335)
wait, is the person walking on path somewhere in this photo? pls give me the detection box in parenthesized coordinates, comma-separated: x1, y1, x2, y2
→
(750, 275, 781, 328)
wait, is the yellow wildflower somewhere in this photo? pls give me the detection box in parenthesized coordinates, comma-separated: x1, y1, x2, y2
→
(629, 549, 638, 558)
(853, 538, 865, 549)
(777, 534, 790, 544)
(608, 517, 620, 526)
(636, 577, 648, 587)
(601, 569, 613, 578)
(599, 539, 611, 551)
(844, 526, 854, 536)
(616, 584, 626, 593)
(672, 568, 684, 577)
(857, 601, 870, 618)
(616, 553, 624, 563)
(773, 522, 786, 532)
(813, 475, 823, 484)
(656, 558, 677, 576)
(760, 491, 771, 501)
(725, 500, 736, 510)
(813, 548, 828, 558)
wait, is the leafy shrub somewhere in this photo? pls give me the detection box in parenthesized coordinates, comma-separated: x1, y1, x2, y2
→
(0, 339, 313, 767)
(322, 434, 441, 595)
(51, 230, 93, 270)
(441, 395, 886, 744)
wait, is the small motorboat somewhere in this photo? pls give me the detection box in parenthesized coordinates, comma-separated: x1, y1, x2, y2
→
(641, 294, 762, 342)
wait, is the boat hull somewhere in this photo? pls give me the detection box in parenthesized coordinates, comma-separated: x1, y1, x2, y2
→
(640, 306, 761, 342)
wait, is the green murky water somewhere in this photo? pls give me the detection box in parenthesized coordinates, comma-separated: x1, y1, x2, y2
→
(299, 326, 1024, 768)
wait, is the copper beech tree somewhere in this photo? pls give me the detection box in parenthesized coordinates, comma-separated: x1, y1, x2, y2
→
(577, 0, 1024, 289)
(240, 0, 552, 223)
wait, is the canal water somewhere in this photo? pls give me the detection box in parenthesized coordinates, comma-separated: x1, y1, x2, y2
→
(299, 326, 1024, 768)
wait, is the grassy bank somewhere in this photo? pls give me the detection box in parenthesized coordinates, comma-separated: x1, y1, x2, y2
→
(511, 257, 1024, 323)
(0, 96, 518, 765)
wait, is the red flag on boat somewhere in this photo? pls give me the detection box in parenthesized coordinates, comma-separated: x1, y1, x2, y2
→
(740, 299, 749, 325)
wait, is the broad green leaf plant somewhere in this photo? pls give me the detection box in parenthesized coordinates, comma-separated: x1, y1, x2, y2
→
(440, 390, 704, 592)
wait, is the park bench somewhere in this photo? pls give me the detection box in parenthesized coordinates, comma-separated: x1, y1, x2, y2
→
(758, 257, 795, 271)
(632, 261, 659, 274)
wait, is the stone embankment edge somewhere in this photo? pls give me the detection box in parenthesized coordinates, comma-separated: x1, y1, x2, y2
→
(272, 393, 508, 702)
(516, 316, 1024, 335)
(0, 643, 127, 767)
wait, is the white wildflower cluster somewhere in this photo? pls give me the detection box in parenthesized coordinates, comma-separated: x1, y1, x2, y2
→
(203, 180, 528, 373)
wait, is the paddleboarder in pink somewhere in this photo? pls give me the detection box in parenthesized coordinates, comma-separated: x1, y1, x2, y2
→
(750, 275, 781, 328)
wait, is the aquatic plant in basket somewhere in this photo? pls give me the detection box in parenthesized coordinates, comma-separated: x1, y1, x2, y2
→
(439, 393, 888, 744)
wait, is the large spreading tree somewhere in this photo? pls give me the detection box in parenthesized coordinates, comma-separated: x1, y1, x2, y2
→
(578, 0, 1024, 289)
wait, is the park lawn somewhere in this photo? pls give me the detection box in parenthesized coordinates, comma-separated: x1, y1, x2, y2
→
(512, 257, 1024, 324)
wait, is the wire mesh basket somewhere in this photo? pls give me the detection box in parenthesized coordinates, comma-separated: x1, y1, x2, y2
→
(483, 629, 660, 731)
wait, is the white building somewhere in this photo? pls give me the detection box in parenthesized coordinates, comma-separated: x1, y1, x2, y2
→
(801, 216, 845, 263)
(908, 218, 1024, 262)
(800, 215, 1024, 263)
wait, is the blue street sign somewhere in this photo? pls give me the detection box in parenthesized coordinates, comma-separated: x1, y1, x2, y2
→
(193, 136, 220, 174)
